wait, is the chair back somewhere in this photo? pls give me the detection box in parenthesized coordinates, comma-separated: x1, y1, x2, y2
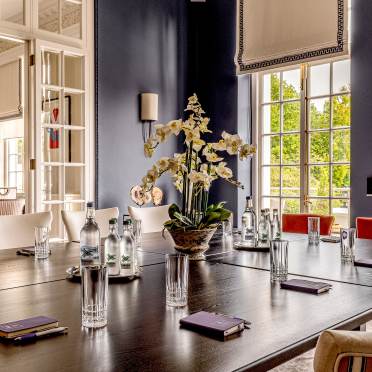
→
(282, 213, 334, 236)
(61, 207, 119, 242)
(314, 330, 372, 372)
(356, 217, 372, 239)
(128, 205, 170, 233)
(0, 211, 52, 249)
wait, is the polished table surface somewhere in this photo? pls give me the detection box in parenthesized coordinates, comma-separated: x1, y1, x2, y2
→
(0, 242, 165, 291)
(1, 233, 372, 371)
(1, 262, 372, 372)
(212, 237, 372, 287)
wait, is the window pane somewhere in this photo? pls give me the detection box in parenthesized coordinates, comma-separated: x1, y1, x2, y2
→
(282, 198, 300, 214)
(283, 69, 301, 100)
(65, 129, 84, 163)
(283, 102, 300, 132)
(309, 132, 330, 163)
(262, 135, 280, 165)
(42, 127, 61, 163)
(67, 93, 84, 126)
(263, 104, 280, 133)
(309, 165, 329, 197)
(39, 0, 59, 33)
(332, 95, 350, 128)
(332, 130, 350, 162)
(42, 166, 60, 201)
(332, 165, 350, 198)
(309, 199, 329, 215)
(262, 167, 280, 196)
(333, 60, 350, 94)
(310, 64, 330, 96)
(309, 98, 330, 129)
(42, 51, 59, 86)
(62, 0, 82, 39)
(332, 199, 349, 228)
(282, 134, 300, 164)
(282, 166, 300, 196)
(41, 89, 60, 125)
(65, 166, 84, 200)
(0, 0, 24, 24)
(64, 55, 84, 90)
(262, 197, 280, 211)
(263, 73, 280, 102)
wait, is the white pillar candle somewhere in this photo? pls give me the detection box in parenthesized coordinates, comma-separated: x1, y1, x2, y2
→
(141, 93, 158, 121)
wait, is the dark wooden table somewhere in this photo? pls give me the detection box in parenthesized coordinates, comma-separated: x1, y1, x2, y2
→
(1, 261, 372, 372)
(212, 237, 372, 287)
(0, 242, 165, 291)
(138, 231, 307, 257)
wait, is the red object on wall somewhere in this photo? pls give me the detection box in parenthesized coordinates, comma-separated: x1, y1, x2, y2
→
(282, 213, 335, 236)
(356, 217, 372, 239)
(49, 129, 59, 149)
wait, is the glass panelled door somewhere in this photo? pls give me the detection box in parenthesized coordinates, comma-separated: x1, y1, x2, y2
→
(35, 40, 87, 239)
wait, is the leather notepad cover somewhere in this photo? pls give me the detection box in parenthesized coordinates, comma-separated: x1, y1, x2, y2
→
(180, 311, 245, 339)
(280, 279, 332, 294)
(0, 316, 59, 339)
(354, 259, 372, 268)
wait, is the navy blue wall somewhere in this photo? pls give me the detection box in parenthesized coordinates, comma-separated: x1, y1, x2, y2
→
(187, 0, 251, 223)
(350, 0, 372, 224)
(96, 0, 187, 213)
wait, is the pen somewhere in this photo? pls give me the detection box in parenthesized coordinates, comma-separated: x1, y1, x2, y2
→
(14, 327, 68, 342)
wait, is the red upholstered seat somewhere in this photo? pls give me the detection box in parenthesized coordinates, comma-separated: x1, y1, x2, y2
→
(282, 213, 334, 236)
(356, 217, 372, 239)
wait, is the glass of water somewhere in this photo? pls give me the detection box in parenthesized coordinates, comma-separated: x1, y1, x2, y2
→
(81, 265, 108, 328)
(340, 228, 356, 263)
(165, 254, 189, 307)
(34, 226, 49, 259)
(308, 217, 320, 245)
(222, 214, 233, 238)
(132, 219, 142, 246)
(270, 240, 288, 282)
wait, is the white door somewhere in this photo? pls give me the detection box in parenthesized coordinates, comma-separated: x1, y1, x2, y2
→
(34, 39, 88, 239)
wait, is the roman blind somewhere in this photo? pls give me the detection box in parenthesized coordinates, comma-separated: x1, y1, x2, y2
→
(0, 59, 22, 120)
(236, 0, 349, 74)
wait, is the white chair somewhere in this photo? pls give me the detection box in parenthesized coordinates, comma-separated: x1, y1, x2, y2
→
(61, 207, 119, 242)
(0, 211, 52, 249)
(128, 205, 170, 233)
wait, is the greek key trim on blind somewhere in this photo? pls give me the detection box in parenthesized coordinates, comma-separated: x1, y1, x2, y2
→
(236, 0, 349, 74)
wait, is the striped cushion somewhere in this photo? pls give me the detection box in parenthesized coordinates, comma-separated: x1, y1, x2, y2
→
(338, 356, 372, 371)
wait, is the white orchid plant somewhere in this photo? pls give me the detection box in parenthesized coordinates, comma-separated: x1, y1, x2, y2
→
(141, 94, 255, 231)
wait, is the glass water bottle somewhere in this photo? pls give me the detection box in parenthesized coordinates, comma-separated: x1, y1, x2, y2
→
(241, 196, 256, 247)
(120, 220, 137, 275)
(271, 209, 281, 240)
(258, 209, 270, 248)
(104, 218, 121, 276)
(80, 201, 101, 267)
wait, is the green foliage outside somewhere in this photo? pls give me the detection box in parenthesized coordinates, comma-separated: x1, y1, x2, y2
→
(266, 74, 350, 215)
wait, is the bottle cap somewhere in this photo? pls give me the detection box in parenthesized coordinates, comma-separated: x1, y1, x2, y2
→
(246, 196, 252, 200)
(86, 201, 94, 208)
(109, 218, 117, 225)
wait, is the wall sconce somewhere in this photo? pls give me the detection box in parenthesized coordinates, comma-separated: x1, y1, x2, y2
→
(140, 93, 158, 143)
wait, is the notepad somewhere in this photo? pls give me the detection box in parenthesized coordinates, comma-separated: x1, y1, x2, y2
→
(354, 259, 372, 268)
(280, 279, 332, 294)
(0, 316, 59, 339)
(180, 311, 245, 339)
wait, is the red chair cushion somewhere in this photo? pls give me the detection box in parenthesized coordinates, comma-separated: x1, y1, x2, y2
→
(338, 355, 372, 371)
(356, 217, 372, 239)
(282, 214, 334, 236)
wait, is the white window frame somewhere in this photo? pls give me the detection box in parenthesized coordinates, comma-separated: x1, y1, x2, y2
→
(6, 137, 24, 194)
(0, 0, 95, 214)
(255, 57, 351, 226)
